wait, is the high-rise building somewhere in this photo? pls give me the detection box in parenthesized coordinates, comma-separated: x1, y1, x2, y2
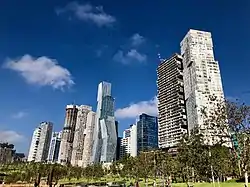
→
(120, 124, 137, 159)
(180, 29, 224, 141)
(137, 114, 158, 153)
(123, 129, 131, 138)
(130, 124, 137, 157)
(116, 137, 122, 161)
(0, 143, 15, 164)
(81, 111, 96, 167)
(35, 122, 53, 162)
(28, 122, 53, 162)
(92, 81, 117, 163)
(115, 121, 121, 161)
(27, 127, 41, 162)
(120, 135, 131, 158)
(157, 54, 188, 148)
(71, 105, 92, 167)
(58, 105, 78, 165)
(47, 131, 62, 163)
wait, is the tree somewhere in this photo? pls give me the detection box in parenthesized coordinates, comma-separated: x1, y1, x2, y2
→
(177, 129, 211, 185)
(157, 151, 177, 187)
(110, 161, 119, 180)
(210, 144, 236, 181)
(137, 152, 154, 187)
(202, 97, 250, 186)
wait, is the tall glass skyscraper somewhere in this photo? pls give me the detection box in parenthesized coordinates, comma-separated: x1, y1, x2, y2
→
(47, 131, 62, 163)
(92, 81, 117, 163)
(137, 113, 158, 153)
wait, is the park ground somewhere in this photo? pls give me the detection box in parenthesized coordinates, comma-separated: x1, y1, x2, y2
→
(58, 177, 249, 187)
(1, 181, 249, 187)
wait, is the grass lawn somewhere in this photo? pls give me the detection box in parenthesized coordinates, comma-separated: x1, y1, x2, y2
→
(59, 178, 248, 187)
(171, 183, 246, 187)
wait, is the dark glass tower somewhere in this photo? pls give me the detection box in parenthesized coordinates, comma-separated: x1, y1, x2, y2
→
(137, 113, 158, 153)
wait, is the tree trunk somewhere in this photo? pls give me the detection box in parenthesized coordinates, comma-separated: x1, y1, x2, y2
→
(162, 175, 165, 187)
(244, 171, 248, 187)
(145, 178, 148, 187)
(192, 168, 194, 183)
(217, 177, 220, 187)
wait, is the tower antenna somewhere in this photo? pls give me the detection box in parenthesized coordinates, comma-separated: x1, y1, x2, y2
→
(158, 53, 164, 62)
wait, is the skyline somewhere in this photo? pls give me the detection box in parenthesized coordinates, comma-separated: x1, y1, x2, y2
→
(0, 0, 249, 153)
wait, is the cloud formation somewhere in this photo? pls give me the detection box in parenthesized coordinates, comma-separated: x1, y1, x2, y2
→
(4, 54, 74, 90)
(12, 111, 28, 119)
(56, 2, 116, 27)
(113, 49, 147, 64)
(0, 130, 25, 143)
(114, 33, 147, 65)
(131, 33, 145, 46)
(115, 96, 158, 119)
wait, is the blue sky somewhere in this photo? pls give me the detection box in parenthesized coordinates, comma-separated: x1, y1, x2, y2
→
(0, 0, 249, 153)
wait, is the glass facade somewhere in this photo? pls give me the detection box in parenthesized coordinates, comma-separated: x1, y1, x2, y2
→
(47, 132, 61, 163)
(137, 113, 158, 153)
(92, 82, 117, 163)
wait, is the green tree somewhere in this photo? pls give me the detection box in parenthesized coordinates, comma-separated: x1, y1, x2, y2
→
(202, 98, 250, 186)
(156, 151, 177, 186)
(137, 151, 154, 187)
(177, 130, 211, 185)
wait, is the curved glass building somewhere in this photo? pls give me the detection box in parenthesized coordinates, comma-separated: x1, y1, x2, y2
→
(92, 81, 117, 163)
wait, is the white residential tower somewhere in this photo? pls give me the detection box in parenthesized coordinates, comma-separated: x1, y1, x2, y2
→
(181, 29, 224, 141)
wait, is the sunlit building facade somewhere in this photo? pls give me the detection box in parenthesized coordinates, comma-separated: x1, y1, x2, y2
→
(27, 127, 41, 162)
(81, 111, 96, 167)
(181, 29, 225, 143)
(120, 124, 137, 159)
(35, 122, 53, 162)
(157, 54, 188, 148)
(58, 105, 78, 165)
(47, 131, 62, 163)
(71, 105, 92, 166)
(92, 81, 117, 163)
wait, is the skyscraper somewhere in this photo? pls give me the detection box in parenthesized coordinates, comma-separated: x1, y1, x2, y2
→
(116, 137, 122, 161)
(137, 113, 158, 153)
(157, 54, 188, 148)
(58, 105, 78, 165)
(92, 81, 117, 163)
(35, 122, 53, 162)
(28, 122, 53, 162)
(120, 134, 131, 158)
(47, 131, 62, 163)
(28, 127, 41, 162)
(71, 105, 92, 166)
(180, 29, 224, 141)
(120, 124, 137, 159)
(130, 124, 137, 157)
(81, 111, 96, 167)
(115, 121, 121, 161)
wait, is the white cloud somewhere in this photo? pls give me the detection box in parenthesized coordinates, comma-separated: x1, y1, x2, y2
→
(131, 33, 145, 46)
(57, 2, 116, 27)
(4, 54, 74, 90)
(0, 130, 25, 143)
(12, 111, 28, 119)
(113, 49, 147, 64)
(115, 96, 158, 119)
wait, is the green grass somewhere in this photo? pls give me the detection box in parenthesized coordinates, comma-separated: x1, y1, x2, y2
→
(59, 177, 248, 187)
(171, 183, 247, 187)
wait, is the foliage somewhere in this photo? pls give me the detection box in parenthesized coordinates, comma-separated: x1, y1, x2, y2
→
(1, 99, 250, 186)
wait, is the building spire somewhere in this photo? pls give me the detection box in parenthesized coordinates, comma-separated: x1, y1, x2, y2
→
(158, 53, 164, 62)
